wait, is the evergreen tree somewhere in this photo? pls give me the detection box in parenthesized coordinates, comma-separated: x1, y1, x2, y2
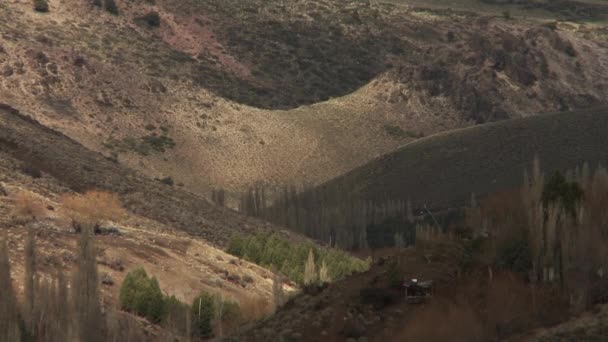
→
(191, 291, 215, 338)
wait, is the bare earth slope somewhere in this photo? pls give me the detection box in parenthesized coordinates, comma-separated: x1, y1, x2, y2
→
(0, 104, 288, 246)
(310, 106, 608, 209)
(1, 0, 608, 194)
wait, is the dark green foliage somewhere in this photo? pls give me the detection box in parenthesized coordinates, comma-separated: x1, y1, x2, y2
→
(33, 0, 49, 12)
(496, 230, 532, 275)
(119, 268, 166, 323)
(227, 233, 369, 285)
(104, 0, 119, 14)
(542, 172, 584, 216)
(191, 291, 215, 338)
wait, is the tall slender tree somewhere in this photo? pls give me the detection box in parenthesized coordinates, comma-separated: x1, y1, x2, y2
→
(0, 232, 20, 341)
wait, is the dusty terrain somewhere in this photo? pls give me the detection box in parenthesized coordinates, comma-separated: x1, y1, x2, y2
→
(1, 0, 608, 196)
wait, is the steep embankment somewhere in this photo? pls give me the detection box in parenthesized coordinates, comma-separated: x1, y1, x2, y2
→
(312, 107, 608, 209)
(1, 0, 608, 195)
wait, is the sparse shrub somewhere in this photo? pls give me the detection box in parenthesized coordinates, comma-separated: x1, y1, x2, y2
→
(159, 177, 174, 186)
(503, 10, 511, 20)
(191, 291, 215, 338)
(104, 0, 119, 14)
(91, 0, 102, 7)
(119, 268, 166, 323)
(33, 0, 49, 12)
(140, 12, 161, 27)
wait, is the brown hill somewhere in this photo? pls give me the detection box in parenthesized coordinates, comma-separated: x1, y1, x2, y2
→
(1, 0, 608, 195)
(308, 106, 608, 210)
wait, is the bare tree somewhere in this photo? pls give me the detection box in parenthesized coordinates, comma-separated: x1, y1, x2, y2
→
(24, 227, 37, 332)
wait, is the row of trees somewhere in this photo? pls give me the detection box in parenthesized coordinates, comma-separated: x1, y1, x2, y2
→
(237, 184, 426, 250)
(0, 227, 131, 341)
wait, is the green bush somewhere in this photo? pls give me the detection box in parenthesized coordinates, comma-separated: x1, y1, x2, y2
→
(119, 268, 166, 323)
(33, 0, 49, 12)
(192, 291, 215, 338)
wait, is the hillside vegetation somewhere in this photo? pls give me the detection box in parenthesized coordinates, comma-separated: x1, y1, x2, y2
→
(240, 107, 608, 247)
(1, 0, 607, 194)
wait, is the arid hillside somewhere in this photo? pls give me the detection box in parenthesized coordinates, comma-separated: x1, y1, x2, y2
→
(1, 0, 608, 196)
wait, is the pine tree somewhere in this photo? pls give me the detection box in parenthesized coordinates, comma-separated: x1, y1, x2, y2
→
(192, 291, 215, 338)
